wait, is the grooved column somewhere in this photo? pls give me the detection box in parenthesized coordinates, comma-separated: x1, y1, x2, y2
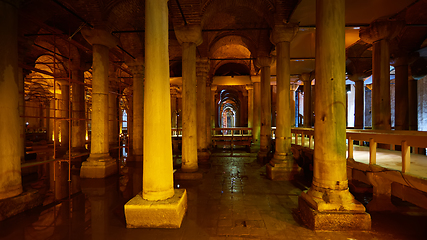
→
(394, 56, 409, 130)
(300, 73, 313, 128)
(268, 23, 299, 180)
(128, 62, 144, 161)
(175, 25, 203, 172)
(299, 0, 370, 230)
(252, 77, 261, 145)
(125, 0, 187, 228)
(71, 69, 86, 153)
(360, 19, 404, 130)
(197, 58, 210, 161)
(0, 0, 22, 199)
(256, 57, 273, 162)
(246, 84, 254, 128)
(80, 28, 118, 178)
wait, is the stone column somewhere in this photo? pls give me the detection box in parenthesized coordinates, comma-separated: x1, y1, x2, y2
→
(245, 84, 254, 128)
(206, 82, 212, 148)
(80, 28, 118, 178)
(60, 82, 70, 150)
(300, 73, 313, 128)
(393, 56, 409, 130)
(128, 61, 144, 161)
(71, 69, 87, 153)
(408, 75, 417, 130)
(211, 85, 217, 129)
(349, 74, 365, 129)
(256, 57, 273, 162)
(252, 76, 261, 146)
(0, 0, 22, 199)
(170, 86, 178, 129)
(196, 58, 210, 161)
(174, 25, 203, 173)
(109, 91, 118, 147)
(267, 23, 298, 180)
(125, 0, 186, 228)
(360, 19, 404, 130)
(299, 0, 370, 231)
(290, 84, 298, 127)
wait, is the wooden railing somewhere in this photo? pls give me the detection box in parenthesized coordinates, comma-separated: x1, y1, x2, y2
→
(276, 127, 427, 174)
(171, 128, 182, 137)
(211, 127, 252, 148)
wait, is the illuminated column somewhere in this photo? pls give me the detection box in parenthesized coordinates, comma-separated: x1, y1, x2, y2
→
(128, 61, 144, 161)
(245, 84, 254, 128)
(206, 82, 212, 148)
(80, 28, 118, 178)
(360, 19, 404, 130)
(71, 68, 86, 153)
(300, 73, 313, 128)
(290, 84, 298, 127)
(393, 56, 409, 130)
(174, 25, 203, 173)
(268, 23, 298, 180)
(125, 0, 186, 228)
(211, 85, 217, 129)
(299, 0, 370, 230)
(256, 57, 273, 162)
(197, 58, 210, 161)
(170, 86, 178, 129)
(0, 0, 22, 199)
(108, 88, 118, 147)
(348, 74, 365, 129)
(60, 81, 70, 149)
(252, 76, 261, 145)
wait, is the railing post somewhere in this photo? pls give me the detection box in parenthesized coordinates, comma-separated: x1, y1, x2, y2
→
(402, 140, 410, 173)
(295, 132, 299, 146)
(301, 133, 305, 147)
(369, 138, 377, 165)
(348, 136, 353, 159)
(309, 135, 313, 149)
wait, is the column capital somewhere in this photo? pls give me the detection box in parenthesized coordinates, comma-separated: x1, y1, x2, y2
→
(270, 23, 299, 45)
(170, 85, 179, 95)
(196, 58, 210, 77)
(81, 27, 118, 49)
(290, 83, 299, 91)
(359, 19, 404, 44)
(127, 60, 145, 78)
(255, 56, 274, 68)
(251, 75, 261, 82)
(245, 84, 254, 90)
(348, 73, 369, 82)
(299, 72, 314, 84)
(174, 24, 203, 46)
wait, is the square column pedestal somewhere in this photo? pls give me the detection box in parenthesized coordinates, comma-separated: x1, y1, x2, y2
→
(125, 189, 187, 228)
(266, 161, 300, 181)
(298, 192, 371, 231)
(80, 158, 117, 179)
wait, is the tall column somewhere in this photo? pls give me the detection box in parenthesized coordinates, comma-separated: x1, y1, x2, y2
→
(170, 86, 178, 129)
(245, 84, 254, 128)
(408, 75, 418, 130)
(80, 28, 118, 178)
(300, 73, 313, 128)
(360, 19, 404, 130)
(109, 92, 118, 147)
(290, 84, 298, 127)
(256, 57, 273, 162)
(174, 25, 203, 173)
(60, 82, 70, 150)
(206, 82, 212, 148)
(393, 56, 409, 130)
(128, 61, 144, 161)
(299, 0, 370, 230)
(125, 0, 187, 228)
(268, 23, 298, 180)
(349, 74, 365, 129)
(0, 0, 22, 199)
(211, 85, 217, 129)
(197, 58, 210, 161)
(252, 76, 261, 146)
(71, 69, 87, 153)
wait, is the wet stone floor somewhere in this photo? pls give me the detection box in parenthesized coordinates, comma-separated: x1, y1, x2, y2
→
(1, 148, 427, 239)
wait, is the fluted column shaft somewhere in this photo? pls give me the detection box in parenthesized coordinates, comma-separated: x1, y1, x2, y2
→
(0, 0, 22, 199)
(143, 0, 174, 200)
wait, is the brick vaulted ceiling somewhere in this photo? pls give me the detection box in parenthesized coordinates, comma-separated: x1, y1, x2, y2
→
(18, 0, 427, 87)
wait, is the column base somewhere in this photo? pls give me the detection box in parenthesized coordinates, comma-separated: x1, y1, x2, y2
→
(298, 190, 371, 231)
(174, 169, 203, 180)
(266, 158, 300, 181)
(80, 154, 117, 178)
(197, 150, 210, 162)
(0, 188, 43, 221)
(257, 150, 269, 164)
(124, 189, 187, 228)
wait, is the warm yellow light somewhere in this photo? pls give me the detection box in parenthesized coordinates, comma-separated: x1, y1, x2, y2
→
(85, 132, 89, 141)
